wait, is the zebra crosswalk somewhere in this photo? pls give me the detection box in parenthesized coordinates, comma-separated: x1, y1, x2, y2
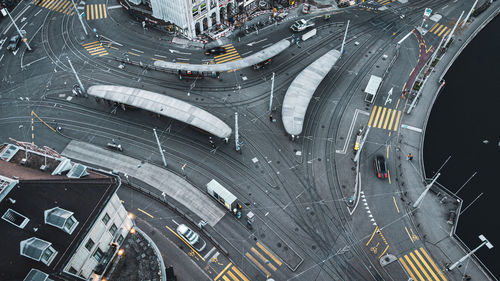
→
(214, 44, 241, 64)
(82, 41, 108, 56)
(86, 4, 107, 20)
(245, 241, 282, 278)
(367, 105, 401, 131)
(428, 23, 451, 37)
(377, 0, 395, 5)
(399, 247, 448, 281)
(32, 0, 76, 15)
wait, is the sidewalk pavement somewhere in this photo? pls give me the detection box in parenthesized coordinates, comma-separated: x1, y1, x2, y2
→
(61, 140, 226, 226)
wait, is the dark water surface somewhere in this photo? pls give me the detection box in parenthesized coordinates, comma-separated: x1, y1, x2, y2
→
(423, 16, 500, 278)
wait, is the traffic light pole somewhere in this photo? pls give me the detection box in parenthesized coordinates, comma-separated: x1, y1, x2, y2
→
(269, 72, 275, 112)
(70, 0, 88, 36)
(66, 58, 87, 97)
(413, 173, 440, 208)
(2, 8, 32, 51)
(235, 112, 240, 152)
(153, 128, 167, 167)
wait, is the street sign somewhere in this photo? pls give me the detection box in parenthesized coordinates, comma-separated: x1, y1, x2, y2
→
(1, 8, 7, 17)
(424, 8, 432, 17)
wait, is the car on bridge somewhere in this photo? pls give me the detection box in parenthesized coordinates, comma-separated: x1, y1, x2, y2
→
(6, 35, 21, 51)
(290, 19, 315, 32)
(176, 224, 206, 252)
(374, 155, 388, 179)
(205, 46, 226, 56)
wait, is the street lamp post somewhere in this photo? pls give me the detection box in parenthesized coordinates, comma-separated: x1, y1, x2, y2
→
(413, 173, 440, 208)
(353, 126, 370, 163)
(340, 20, 350, 57)
(462, 0, 478, 29)
(269, 72, 275, 112)
(235, 112, 240, 152)
(1, 8, 32, 51)
(69, 0, 88, 36)
(447, 235, 493, 271)
(66, 57, 87, 97)
(153, 128, 167, 167)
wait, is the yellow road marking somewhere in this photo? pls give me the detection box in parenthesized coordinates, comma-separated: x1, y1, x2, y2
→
(415, 250, 440, 281)
(393, 196, 400, 213)
(388, 169, 391, 184)
(378, 245, 389, 258)
(222, 43, 233, 47)
(443, 28, 451, 38)
(405, 226, 414, 243)
(98, 52, 108, 57)
(366, 226, 379, 246)
(46, 0, 58, 10)
(99, 4, 103, 19)
(383, 108, 392, 129)
(222, 276, 230, 281)
(103, 4, 107, 18)
(386, 144, 389, 159)
(231, 266, 249, 281)
(433, 25, 443, 34)
(58, 1, 70, 12)
(429, 23, 439, 33)
(245, 252, 271, 277)
(226, 270, 239, 281)
(214, 262, 233, 281)
(41, 0, 52, 8)
(404, 255, 425, 281)
(215, 49, 237, 58)
(251, 247, 277, 271)
(137, 208, 154, 218)
(165, 226, 205, 261)
(86, 5, 89, 20)
(216, 56, 242, 64)
(438, 26, 447, 37)
(152, 58, 165, 62)
(373, 106, 382, 128)
(52, 0, 65, 11)
(94, 4, 98, 20)
(410, 252, 432, 281)
(387, 111, 397, 131)
(368, 105, 377, 127)
(31, 111, 57, 132)
(92, 50, 108, 56)
(215, 52, 240, 61)
(377, 107, 386, 128)
(256, 242, 282, 266)
(393, 110, 401, 131)
(420, 248, 447, 281)
(400, 257, 418, 281)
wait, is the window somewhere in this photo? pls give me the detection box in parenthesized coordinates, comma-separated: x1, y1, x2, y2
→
(41, 247, 56, 264)
(192, 7, 198, 16)
(85, 238, 95, 251)
(64, 216, 77, 233)
(2, 208, 29, 229)
(68, 267, 78, 274)
(109, 223, 118, 236)
(117, 234, 125, 245)
(93, 248, 104, 262)
(102, 213, 110, 225)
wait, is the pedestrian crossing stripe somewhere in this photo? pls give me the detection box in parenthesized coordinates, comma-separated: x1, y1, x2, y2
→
(399, 247, 447, 281)
(214, 44, 242, 64)
(32, 0, 76, 15)
(368, 105, 401, 131)
(82, 41, 108, 56)
(244, 242, 283, 278)
(429, 24, 452, 37)
(214, 263, 250, 281)
(377, 0, 394, 5)
(86, 4, 107, 20)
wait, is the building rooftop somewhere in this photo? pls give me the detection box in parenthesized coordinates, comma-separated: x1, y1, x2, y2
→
(0, 143, 120, 281)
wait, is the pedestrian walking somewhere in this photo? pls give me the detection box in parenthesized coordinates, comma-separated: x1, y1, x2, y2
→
(407, 153, 413, 161)
(269, 114, 273, 122)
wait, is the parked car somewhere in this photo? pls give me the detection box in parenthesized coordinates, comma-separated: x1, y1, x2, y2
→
(374, 155, 388, 179)
(253, 58, 271, 70)
(176, 224, 206, 251)
(205, 46, 226, 56)
(6, 35, 21, 51)
(107, 143, 123, 152)
(290, 19, 315, 32)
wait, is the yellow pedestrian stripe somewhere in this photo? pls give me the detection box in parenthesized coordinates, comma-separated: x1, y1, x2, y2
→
(400, 248, 447, 281)
(429, 23, 439, 33)
(437, 26, 447, 37)
(214, 44, 242, 64)
(377, 0, 394, 5)
(231, 266, 249, 281)
(86, 4, 108, 20)
(82, 41, 109, 56)
(32, 0, 77, 15)
(430, 24, 451, 37)
(216, 263, 250, 281)
(243, 242, 283, 278)
(367, 106, 401, 131)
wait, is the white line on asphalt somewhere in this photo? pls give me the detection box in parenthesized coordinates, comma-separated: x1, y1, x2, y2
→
(3, 5, 31, 35)
(261, 43, 272, 48)
(203, 247, 217, 260)
(176, 58, 189, 61)
(441, 5, 448, 10)
(397, 30, 414, 45)
(20, 22, 27, 31)
(0, 54, 4, 63)
(0, 37, 7, 50)
(22, 56, 47, 68)
(240, 51, 252, 56)
(336, 109, 370, 154)
(34, 9, 43, 17)
(131, 48, 144, 53)
(171, 219, 179, 226)
(400, 124, 422, 133)
(154, 54, 167, 58)
(107, 5, 122, 9)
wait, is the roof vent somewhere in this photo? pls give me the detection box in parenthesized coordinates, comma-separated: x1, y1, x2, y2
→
(67, 163, 88, 178)
(51, 158, 72, 176)
(23, 268, 51, 281)
(20, 237, 58, 266)
(44, 207, 79, 234)
(2, 208, 29, 229)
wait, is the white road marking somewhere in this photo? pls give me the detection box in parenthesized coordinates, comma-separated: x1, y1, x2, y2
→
(401, 124, 422, 133)
(176, 57, 189, 61)
(107, 5, 122, 9)
(34, 9, 43, 17)
(0, 54, 4, 63)
(240, 51, 252, 56)
(131, 48, 144, 53)
(262, 43, 272, 48)
(336, 109, 370, 154)
(171, 219, 179, 226)
(154, 54, 167, 58)
(441, 5, 448, 9)
(246, 38, 267, 46)
(203, 247, 217, 260)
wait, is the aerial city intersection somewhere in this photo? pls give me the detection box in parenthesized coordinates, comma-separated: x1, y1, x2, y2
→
(0, 0, 498, 280)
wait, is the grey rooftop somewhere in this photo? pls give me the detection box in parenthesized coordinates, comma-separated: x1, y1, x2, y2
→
(153, 39, 291, 72)
(282, 49, 341, 136)
(87, 85, 232, 138)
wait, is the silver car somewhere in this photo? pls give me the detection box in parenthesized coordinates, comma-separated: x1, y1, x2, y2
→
(290, 19, 315, 32)
(176, 224, 206, 251)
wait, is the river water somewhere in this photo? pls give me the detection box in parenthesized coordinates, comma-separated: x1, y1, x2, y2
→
(423, 16, 500, 278)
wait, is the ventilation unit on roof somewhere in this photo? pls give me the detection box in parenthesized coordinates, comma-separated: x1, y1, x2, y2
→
(44, 207, 79, 234)
(2, 208, 29, 229)
(23, 268, 51, 281)
(67, 163, 88, 178)
(20, 237, 58, 266)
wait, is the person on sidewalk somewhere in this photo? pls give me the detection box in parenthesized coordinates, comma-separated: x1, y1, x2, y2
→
(407, 153, 413, 161)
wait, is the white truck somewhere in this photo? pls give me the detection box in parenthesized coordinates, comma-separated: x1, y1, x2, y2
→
(364, 75, 382, 103)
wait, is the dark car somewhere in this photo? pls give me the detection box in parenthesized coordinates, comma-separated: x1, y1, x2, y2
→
(205, 46, 226, 56)
(374, 155, 388, 179)
(253, 58, 271, 70)
(6, 35, 21, 51)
